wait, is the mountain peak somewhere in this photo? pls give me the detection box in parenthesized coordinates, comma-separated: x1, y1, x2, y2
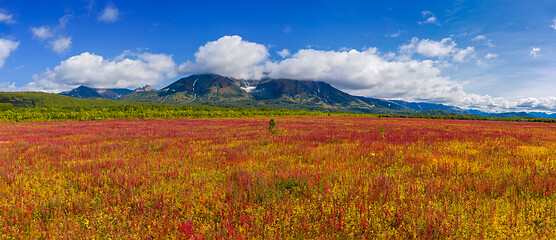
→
(59, 86, 133, 100)
(135, 85, 156, 92)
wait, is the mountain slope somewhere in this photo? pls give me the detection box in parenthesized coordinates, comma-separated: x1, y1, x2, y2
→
(529, 112, 556, 119)
(249, 78, 411, 113)
(60, 86, 133, 100)
(354, 96, 408, 111)
(120, 74, 257, 106)
(391, 100, 466, 113)
(489, 112, 536, 118)
(1, 92, 126, 108)
(119, 73, 412, 113)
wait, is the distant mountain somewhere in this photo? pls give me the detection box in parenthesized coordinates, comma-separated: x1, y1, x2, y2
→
(354, 96, 408, 111)
(60, 86, 133, 100)
(390, 100, 555, 118)
(488, 112, 536, 118)
(464, 109, 490, 116)
(135, 85, 156, 92)
(391, 100, 466, 113)
(120, 74, 256, 106)
(120, 73, 411, 113)
(529, 112, 556, 119)
(57, 73, 555, 118)
(250, 78, 409, 113)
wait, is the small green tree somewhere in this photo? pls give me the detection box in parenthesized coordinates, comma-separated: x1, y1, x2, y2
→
(268, 118, 277, 134)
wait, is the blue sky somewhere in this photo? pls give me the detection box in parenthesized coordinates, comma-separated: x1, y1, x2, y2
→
(0, 0, 555, 112)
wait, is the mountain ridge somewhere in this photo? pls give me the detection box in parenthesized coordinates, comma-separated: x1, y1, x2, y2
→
(57, 73, 556, 118)
(118, 73, 412, 113)
(60, 86, 133, 100)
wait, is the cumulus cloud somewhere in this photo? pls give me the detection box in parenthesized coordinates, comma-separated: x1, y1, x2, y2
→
(419, 11, 440, 25)
(98, 4, 119, 23)
(452, 46, 475, 62)
(178, 35, 269, 79)
(177, 35, 556, 113)
(0, 39, 19, 68)
(50, 36, 72, 54)
(517, 97, 556, 110)
(179, 35, 467, 101)
(30, 14, 73, 54)
(529, 47, 541, 57)
(277, 49, 291, 58)
(267, 48, 464, 101)
(551, 17, 556, 30)
(27, 51, 177, 92)
(416, 38, 456, 58)
(399, 37, 475, 62)
(31, 26, 54, 40)
(0, 12, 15, 24)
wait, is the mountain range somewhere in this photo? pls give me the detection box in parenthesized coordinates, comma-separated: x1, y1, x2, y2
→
(118, 74, 414, 114)
(58, 73, 556, 118)
(60, 86, 134, 100)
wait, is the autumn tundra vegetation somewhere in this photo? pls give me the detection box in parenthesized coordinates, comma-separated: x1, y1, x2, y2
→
(1, 115, 555, 239)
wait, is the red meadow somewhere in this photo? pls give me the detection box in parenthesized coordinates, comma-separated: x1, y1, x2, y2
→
(1, 116, 555, 238)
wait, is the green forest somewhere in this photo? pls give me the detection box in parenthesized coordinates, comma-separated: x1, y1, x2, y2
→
(1, 92, 554, 123)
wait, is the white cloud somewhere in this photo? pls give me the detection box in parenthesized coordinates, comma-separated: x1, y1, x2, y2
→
(419, 11, 440, 25)
(30, 14, 73, 54)
(385, 30, 403, 38)
(477, 53, 499, 66)
(0, 82, 17, 91)
(0, 12, 15, 24)
(173, 35, 556, 112)
(517, 97, 556, 110)
(31, 26, 54, 40)
(387, 33, 400, 38)
(424, 17, 438, 24)
(470, 35, 495, 48)
(399, 37, 475, 62)
(471, 35, 485, 41)
(0, 39, 19, 68)
(484, 53, 498, 59)
(27, 51, 177, 92)
(277, 49, 291, 58)
(529, 47, 541, 57)
(50, 36, 72, 54)
(416, 38, 456, 58)
(452, 46, 475, 62)
(551, 17, 556, 30)
(178, 35, 269, 79)
(58, 13, 72, 29)
(179, 36, 467, 101)
(266, 48, 464, 101)
(98, 4, 119, 23)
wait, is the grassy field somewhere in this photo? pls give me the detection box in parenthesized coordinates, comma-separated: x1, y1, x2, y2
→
(1, 116, 555, 238)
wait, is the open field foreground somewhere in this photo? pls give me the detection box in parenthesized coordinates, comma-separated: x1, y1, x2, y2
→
(1, 117, 556, 239)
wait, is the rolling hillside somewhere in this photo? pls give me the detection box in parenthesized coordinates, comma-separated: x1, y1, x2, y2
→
(0, 91, 125, 108)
